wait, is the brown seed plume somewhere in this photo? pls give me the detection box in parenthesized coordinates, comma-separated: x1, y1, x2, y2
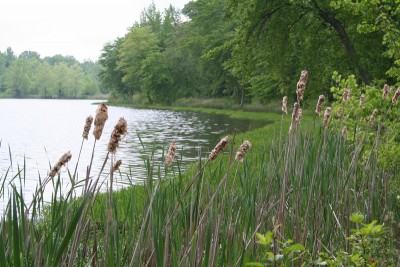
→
(382, 84, 390, 100)
(342, 88, 351, 103)
(295, 108, 303, 125)
(282, 96, 288, 114)
(369, 109, 378, 123)
(108, 117, 128, 154)
(289, 102, 300, 133)
(341, 126, 347, 138)
(49, 151, 72, 178)
(359, 94, 365, 108)
(165, 140, 177, 166)
(235, 140, 252, 163)
(93, 103, 108, 140)
(315, 95, 325, 116)
(209, 136, 229, 161)
(392, 88, 400, 104)
(296, 70, 308, 102)
(112, 159, 122, 172)
(82, 115, 93, 140)
(323, 107, 332, 128)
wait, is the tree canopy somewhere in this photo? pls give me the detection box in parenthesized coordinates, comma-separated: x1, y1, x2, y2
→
(0, 48, 105, 98)
(94, 0, 400, 105)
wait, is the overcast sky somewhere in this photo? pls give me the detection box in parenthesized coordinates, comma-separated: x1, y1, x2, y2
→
(0, 0, 190, 62)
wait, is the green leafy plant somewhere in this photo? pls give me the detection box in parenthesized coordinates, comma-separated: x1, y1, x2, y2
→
(246, 220, 306, 267)
(315, 213, 396, 267)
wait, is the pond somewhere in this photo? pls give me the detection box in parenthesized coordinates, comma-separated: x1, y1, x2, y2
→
(0, 99, 266, 210)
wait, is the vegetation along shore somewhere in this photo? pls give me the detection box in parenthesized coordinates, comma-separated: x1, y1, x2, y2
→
(0, 70, 399, 266)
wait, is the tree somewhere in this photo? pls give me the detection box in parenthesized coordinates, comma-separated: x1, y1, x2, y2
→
(99, 38, 128, 95)
(181, 0, 241, 101)
(117, 26, 159, 101)
(139, 52, 174, 104)
(331, 0, 400, 83)
(226, 0, 390, 101)
(5, 58, 32, 97)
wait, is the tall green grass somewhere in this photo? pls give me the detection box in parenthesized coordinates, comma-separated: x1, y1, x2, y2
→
(0, 106, 398, 266)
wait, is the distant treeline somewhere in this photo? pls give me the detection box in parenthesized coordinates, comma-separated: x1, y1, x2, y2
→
(0, 49, 106, 98)
(99, 0, 399, 105)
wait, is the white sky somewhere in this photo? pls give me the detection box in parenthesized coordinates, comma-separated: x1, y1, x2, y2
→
(0, 0, 190, 62)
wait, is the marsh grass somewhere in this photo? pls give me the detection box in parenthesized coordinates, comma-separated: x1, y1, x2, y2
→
(0, 99, 398, 266)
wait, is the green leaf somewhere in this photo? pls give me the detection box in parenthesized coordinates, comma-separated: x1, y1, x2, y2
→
(267, 251, 275, 260)
(12, 192, 20, 267)
(255, 233, 267, 245)
(52, 195, 88, 266)
(288, 243, 305, 252)
(245, 262, 264, 267)
(350, 212, 364, 223)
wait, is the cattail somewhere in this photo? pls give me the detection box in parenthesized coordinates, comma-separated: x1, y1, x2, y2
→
(369, 109, 378, 123)
(342, 88, 351, 103)
(341, 126, 347, 138)
(108, 117, 128, 154)
(315, 95, 325, 116)
(359, 94, 365, 108)
(165, 140, 177, 166)
(289, 102, 300, 133)
(112, 159, 122, 172)
(209, 136, 229, 161)
(323, 107, 332, 128)
(235, 140, 252, 163)
(82, 115, 93, 140)
(49, 151, 72, 178)
(93, 103, 108, 140)
(296, 70, 308, 102)
(392, 88, 400, 104)
(295, 108, 303, 124)
(382, 84, 390, 100)
(282, 96, 288, 114)
(337, 107, 342, 118)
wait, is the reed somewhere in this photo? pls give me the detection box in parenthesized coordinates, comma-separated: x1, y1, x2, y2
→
(0, 79, 398, 267)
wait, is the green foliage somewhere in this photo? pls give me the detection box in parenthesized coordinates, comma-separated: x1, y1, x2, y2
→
(330, 71, 400, 173)
(316, 213, 396, 266)
(330, 0, 400, 83)
(0, 48, 104, 98)
(247, 221, 306, 267)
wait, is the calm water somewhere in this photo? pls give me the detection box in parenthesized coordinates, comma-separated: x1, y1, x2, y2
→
(0, 99, 265, 210)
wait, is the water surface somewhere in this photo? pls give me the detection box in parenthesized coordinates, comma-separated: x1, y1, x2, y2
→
(0, 99, 266, 209)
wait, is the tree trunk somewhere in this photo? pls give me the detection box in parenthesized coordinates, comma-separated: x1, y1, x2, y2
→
(317, 8, 372, 85)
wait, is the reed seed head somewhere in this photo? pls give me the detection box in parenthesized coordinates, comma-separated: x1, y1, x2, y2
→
(289, 102, 300, 133)
(108, 117, 128, 154)
(383, 84, 390, 100)
(112, 159, 122, 173)
(165, 140, 177, 166)
(93, 103, 108, 140)
(369, 109, 378, 123)
(315, 95, 325, 116)
(282, 96, 288, 114)
(209, 136, 229, 161)
(49, 151, 72, 178)
(359, 94, 365, 108)
(323, 107, 332, 128)
(341, 126, 347, 138)
(235, 140, 252, 163)
(342, 88, 351, 103)
(392, 88, 400, 104)
(82, 115, 93, 140)
(296, 70, 308, 102)
(295, 108, 302, 125)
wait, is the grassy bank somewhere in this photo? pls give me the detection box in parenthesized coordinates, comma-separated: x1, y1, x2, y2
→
(0, 99, 399, 266)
